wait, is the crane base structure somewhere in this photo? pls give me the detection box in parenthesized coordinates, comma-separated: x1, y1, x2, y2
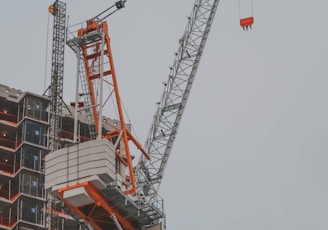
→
(45, 138, 164, 229)
(45, 9, 165, 230)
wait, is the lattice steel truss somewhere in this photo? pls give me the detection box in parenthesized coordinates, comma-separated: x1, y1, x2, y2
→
(49, 0, 66, 152)
(137, 0, 220, 195)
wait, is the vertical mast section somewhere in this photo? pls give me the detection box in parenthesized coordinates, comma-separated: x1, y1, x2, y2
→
(47, 1, 66, 230)
(138, 0, 220, 194)
(49, 0, 66, 152)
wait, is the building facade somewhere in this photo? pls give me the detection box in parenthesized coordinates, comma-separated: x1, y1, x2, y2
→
(0, 84, 164, 230)
(0, 85, 85, 230)
(0, 84, 49, 229)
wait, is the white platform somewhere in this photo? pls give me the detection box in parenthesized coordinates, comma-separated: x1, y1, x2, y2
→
(45, 138, 118, 194)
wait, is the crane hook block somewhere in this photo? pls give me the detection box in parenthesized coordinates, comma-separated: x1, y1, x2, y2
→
(115, 1, 125, 9)
(240, 16, 254, 31)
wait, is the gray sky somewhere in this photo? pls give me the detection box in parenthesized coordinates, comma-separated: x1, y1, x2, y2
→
(1, 0, 328, 229)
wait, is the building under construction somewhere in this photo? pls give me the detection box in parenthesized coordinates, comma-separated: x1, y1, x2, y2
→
(0, 0, 220, 229)
(0, 83, 161, 230)
(0, 62, 166, 228)
(0, 83, 90, 229)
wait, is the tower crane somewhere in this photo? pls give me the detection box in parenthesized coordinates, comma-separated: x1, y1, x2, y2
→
(45, 0, 220, 229)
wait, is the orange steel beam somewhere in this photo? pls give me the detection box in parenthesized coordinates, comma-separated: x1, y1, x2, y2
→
(105, 31, 136, 194)
(63, 19, 144, 229)
(83, 182, 135, 230)
(114, 148, 129, 167)
(58, 187, 102, 230)
(126, 129, 150, 160)
(81, 45, 100, 134)
(104, 128, 150, 164)
(58, 182, 135, 230)
(89, 70, 112, 80)
(78, 20, 138, 195)
(86, 50, 109, 60)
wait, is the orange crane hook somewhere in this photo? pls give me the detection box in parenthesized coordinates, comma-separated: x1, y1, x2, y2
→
(239, 0, 254, 31)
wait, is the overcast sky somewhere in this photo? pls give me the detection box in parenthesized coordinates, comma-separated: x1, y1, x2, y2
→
(1, 0, 328, 229)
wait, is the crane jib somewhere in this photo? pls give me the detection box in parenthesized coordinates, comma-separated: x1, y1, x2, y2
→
(137, 0, 221, 195)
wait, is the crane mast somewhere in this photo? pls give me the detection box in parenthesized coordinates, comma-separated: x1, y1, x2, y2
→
(46, 1, 66, 229)
(138, 0, 220, 194)
(49, 0, 66, 152)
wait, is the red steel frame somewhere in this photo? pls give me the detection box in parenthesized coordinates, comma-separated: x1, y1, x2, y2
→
(57, 19, 150, 230)
(78, 19, 138, 195)
(58, 182, 135, 230)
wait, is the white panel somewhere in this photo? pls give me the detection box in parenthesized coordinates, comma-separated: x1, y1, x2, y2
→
(63, 187, 94, 206)
(45, 138, 118, 192)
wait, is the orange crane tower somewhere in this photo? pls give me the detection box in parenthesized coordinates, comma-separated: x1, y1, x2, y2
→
(45, 0, 221, 229)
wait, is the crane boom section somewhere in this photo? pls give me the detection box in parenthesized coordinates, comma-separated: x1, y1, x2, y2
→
(139, 0, 220, 190)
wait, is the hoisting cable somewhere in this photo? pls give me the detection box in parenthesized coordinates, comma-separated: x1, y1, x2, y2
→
(121, 97, 141, 143)
(43, 11, 51, 92)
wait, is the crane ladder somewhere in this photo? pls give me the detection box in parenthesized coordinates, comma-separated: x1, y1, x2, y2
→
(49, 0, 66, 152)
